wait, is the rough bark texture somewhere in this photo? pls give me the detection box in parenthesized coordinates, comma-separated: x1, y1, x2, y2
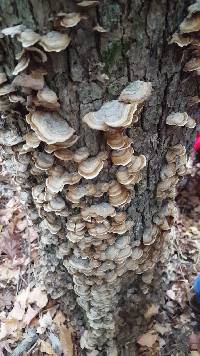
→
(0, 0, 198, 354)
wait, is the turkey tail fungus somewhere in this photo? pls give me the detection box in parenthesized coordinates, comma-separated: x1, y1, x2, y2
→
(0, 0, 199, 354)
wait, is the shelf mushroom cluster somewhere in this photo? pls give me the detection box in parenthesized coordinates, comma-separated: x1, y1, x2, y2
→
(150, 144, 188, 269)
(0, 13, 192, 352)
(55, 81, 157, 349)
(166, 112, 196, 128)
(0, 58, 154, 350)
(170, 0, 200, 75)
(157, 144, 187, 200)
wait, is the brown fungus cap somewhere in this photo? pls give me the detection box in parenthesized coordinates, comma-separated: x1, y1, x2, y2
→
(66, 216, 85, 232)
(13, 54, 30, 76)
(111, 147, 134, 166)
(36, 86, 59, 110)
(26, 111, 75, 144)
(165, 144, 186, 163)
(54, 148, 73, 161)
(46, 171, 81, 194)
(128, 155, 146, 173)
(169, 33, 193, 47)
(160, 163, 177, 180)
(18, 29, 41, 47)
(42, 215, 61, 234)
(83, 100, 138, 131)
(81, 203, 116, 222)
(185, 116, 196, 128)
(77, 0, 99, 7)
(180, 14, 200, 33)
(66, 184, 96, 204)
(13, 71, 45, 90)
(39, 31, 71, 52)
(33, 151, 54, 170)
(108, 181, 131, 207)
(1, 24, 26, 37)
(93, 24, 108, 33)
(45, 135, 79, 153)
(110, 219, 134, 235)
(143, 225, 160, 245)
(23, 131, 40, 149)
(78, 152, 108, 179)
(116, 166, 142, 186)
(59, 12, 81, 28)
(119, 80, 152, 104)
(44, 195, 66, 212)
(107, 129, 133, 150)
(74, 147, 90, 163)
(157, 175, 179, 192)
(166, 112, 189, 126)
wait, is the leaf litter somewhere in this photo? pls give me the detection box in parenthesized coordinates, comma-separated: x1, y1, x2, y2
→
(1, 156, 200, 355)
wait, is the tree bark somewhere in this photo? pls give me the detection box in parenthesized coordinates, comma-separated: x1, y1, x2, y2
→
(0, 0, 198, 354)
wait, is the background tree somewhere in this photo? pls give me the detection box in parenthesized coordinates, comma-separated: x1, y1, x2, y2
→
(0, 0, 197, 354)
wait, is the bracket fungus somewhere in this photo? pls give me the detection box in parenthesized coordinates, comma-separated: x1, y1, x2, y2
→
(118, 80, 152, 103)
(78, 152, 108, 179)
(0, 41, 182, 353)
(166, 112, 196, 128)
(18, 29, 41, 47)
(39, 31, 71, 52)
(107, 129, 133, 150)
(26, 111, 74, 144)
(111, 147, 134, 166)
(170, 0, 200, 80)
(58, 12, 81, 28)
(83, 100, 138, 130)
(13, 71, 45, 90)
(1, 24, 26, 37)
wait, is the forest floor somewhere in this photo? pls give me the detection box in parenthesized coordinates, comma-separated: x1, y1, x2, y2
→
(0, 163, 200, 355)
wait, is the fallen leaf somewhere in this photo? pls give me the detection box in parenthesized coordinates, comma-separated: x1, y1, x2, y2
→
(54, 312, 73, 356)
(8, 301, 25, 321)
(154, 323, 171, 335)
(28, 286, 48, 309)
(53, 311, 66, 326)
(144, 304, 159, 319)
(59, 324, 73, 356)
(137, 332, 158, 348)
(39, 339, 56, 355)
(0, 263, 20, 282)
(0, 318, 22, 341)
(24, 305, 39, 325)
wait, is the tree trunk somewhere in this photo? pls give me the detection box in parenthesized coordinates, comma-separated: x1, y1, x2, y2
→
(0, 0, 197, 354)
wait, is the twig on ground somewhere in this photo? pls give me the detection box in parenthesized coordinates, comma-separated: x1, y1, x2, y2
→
(11, 328, 38, 356)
